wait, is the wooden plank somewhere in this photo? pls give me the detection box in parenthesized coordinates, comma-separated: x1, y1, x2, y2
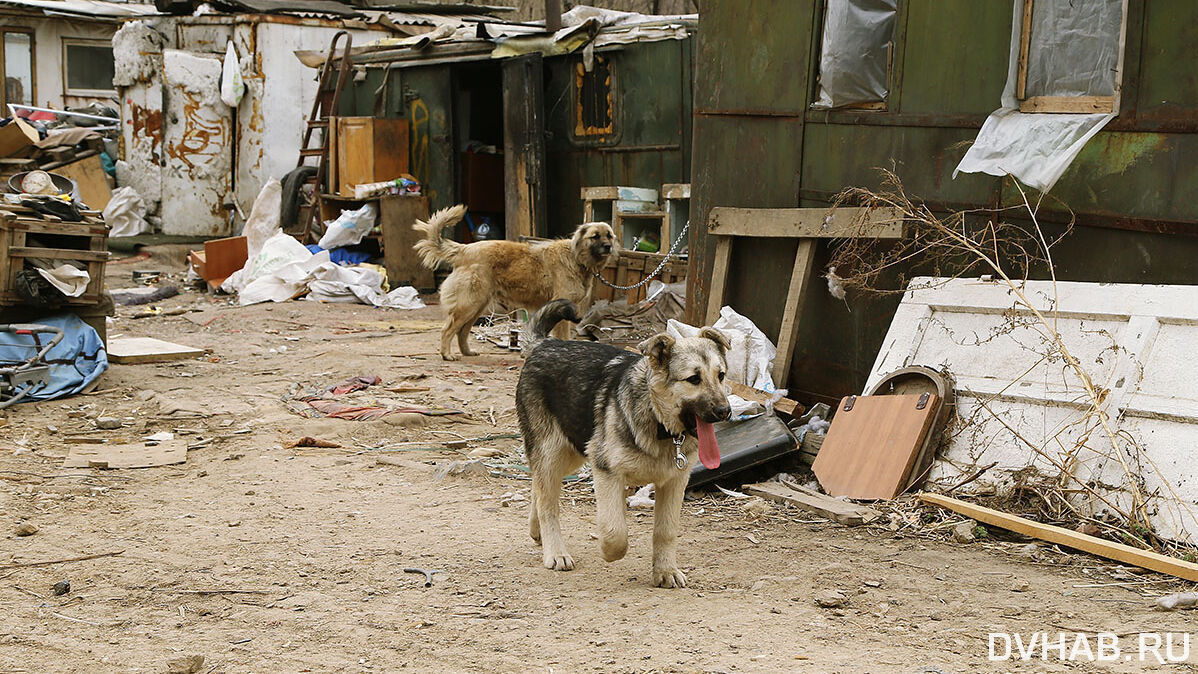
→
(743, 481, 881, 526)
(381, 195, 433, 291)
(64, 440, 186, 469)
(920, 493, 1198, 583)
(9, 247, 108, 262)
(581, 186, 619, 201)
(1016, 0, 1033, 100)
(1018, 96, 1115, 114)
(708, 206, 905, 239)
(10, 220, 107, 236)
(771, 238, 816, 388)
(813, 394, 940, 500)
(727, 380, 804, 417)
(107, 337, 204, 364)
(53, 154, 112, 210)
(705, 236, 733, 325)
(661, 183, 690, 200)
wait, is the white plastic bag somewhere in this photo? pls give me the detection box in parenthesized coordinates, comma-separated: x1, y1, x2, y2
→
(242, 178, 281, 258)
(103, 186, 150, 237)
(220, 41, 244, 108)
(668, 306, 777, 392)
(317, 203, 377, 250)
(225, 230, 311, 295)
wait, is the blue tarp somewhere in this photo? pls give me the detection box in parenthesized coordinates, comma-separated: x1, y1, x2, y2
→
(0, 314, 107, 402)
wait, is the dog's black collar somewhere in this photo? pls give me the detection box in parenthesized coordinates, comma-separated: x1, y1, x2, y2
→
(656, 422, 692, 440)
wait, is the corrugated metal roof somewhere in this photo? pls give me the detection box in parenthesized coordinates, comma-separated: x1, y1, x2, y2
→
(0, 0, 157, 18)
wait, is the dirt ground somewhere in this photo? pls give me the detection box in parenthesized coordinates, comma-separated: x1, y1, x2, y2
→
(1, 260, 1195, 674)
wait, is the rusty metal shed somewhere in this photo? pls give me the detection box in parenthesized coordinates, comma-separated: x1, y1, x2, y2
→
(329, 6, 696, 239)
(688, 0, 1198, 406)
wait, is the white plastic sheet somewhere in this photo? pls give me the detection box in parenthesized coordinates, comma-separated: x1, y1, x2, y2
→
(954, 0, 1118, 192)
(1024, 0, 1122, 98)
(317, 203, 377, 250)
(34, 263, 89, 297)
(238, 247, 424, 310)
(812, 0, 897, 109)
(103, 186, 151, 238)
(225, 230, 311, 296)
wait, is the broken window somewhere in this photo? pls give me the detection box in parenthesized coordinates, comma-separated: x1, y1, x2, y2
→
(573, 54, 615, 141)
(63, 40, 116, 96)
(1016, 0, 1127, 113)
(2, 31, 33, 107)
(812, 0, 897, 110)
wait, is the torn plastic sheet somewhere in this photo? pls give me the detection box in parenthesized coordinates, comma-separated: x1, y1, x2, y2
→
(954, 0, 1118, 192)
(1024, 0, 1122, 98)
(812, 0, 897, 109)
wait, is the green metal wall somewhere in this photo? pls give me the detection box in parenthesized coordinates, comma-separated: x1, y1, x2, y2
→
(341, 37, 694, 238)
(691, 0, 1198, 405)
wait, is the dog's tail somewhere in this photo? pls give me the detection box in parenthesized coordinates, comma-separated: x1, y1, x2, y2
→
(412, 204, 469, 268)
(521, 299, 582, 355)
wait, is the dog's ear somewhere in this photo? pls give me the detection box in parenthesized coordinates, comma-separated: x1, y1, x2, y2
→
(638, 333, 675, 369)
(699, 327, 731, 354)
(570, 224, 588, 255)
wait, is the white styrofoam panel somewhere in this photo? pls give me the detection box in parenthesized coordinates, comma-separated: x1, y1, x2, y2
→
(870, 277, 1198, 543)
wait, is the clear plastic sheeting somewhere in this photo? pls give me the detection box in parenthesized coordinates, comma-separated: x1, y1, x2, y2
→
(1024, 0, 1122, 98)
(812, 0, 897, 109)
(954, 0, 1118, 193)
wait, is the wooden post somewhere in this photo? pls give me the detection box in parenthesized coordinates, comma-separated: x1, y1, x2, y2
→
(545, 0, 562, 31)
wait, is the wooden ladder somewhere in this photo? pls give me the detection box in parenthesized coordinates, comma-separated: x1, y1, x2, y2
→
(297, 30, 353, 244)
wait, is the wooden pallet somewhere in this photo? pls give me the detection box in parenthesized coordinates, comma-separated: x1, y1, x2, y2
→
(0, 209, 109, 307)
(592, 248, 688, 305)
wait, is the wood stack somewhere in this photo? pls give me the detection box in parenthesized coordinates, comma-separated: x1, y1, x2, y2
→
(0, 203, 109, 307)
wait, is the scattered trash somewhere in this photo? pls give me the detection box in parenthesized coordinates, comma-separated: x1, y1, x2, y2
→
(317, 202, 378, 250)
(52, 580, 70, 596)
(433, 460, 487, 480)
(814, 589, 849, 608)
(1155, 592, 1198, 611)
(328, 375, 381, 395)
(951, 520, 977, 544)
(285, 436, 342, 449)
(165, 654, 205, 674)
(403, 567, 445, 588)
(64, 440, 187, 469)
(14, 522, 38, 537)
(110, 285, 179, 306)
(107, 337, 203, 364)
(627, 483, 655, 510)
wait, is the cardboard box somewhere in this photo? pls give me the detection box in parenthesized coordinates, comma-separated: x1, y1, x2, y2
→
(0, 118, 40, 158)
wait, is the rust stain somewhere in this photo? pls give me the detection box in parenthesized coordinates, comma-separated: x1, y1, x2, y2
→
(164, 90, 230, 171)
(129, 103, 162, 154)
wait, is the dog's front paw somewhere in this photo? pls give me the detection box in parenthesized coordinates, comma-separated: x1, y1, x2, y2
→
(543, 551, 575, 571)
(652, 567, 686, 588)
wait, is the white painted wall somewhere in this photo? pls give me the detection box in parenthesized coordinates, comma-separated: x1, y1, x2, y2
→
(0, 13, 121, 109)
(236, 21, 382, 209)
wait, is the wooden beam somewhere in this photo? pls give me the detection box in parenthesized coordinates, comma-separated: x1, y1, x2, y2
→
(1016, 0, 1033, 100)
(744, 481, 881, 526)
(708, 207, 905, 239)
(920, 493, 1198, 582)
(1019, 96, 1115, 114)
(727, 381, 804, 417)
(771, 239, 816, 388)
(705, 236, 732, 325)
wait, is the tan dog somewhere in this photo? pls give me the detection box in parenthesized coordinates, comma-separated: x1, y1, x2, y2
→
(413, 204, 619, 360)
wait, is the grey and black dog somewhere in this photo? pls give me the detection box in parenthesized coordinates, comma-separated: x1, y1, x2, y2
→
(516, 299, 731, 588)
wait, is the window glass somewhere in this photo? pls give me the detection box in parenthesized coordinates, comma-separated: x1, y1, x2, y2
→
(4, 33, 33, 105)
(1024, 0, 1122, 98)
(65, 42, 116, 93)
(813, 0, 898, 109)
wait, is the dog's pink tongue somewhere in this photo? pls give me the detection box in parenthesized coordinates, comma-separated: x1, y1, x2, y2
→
(696, 416, 720, 469)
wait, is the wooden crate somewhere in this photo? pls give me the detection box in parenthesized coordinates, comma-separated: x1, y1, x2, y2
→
(0, 211, 109, 306)
(592, 249, 689, 305)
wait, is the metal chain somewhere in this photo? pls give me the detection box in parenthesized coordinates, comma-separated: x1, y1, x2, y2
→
(593, 220, 691, 291)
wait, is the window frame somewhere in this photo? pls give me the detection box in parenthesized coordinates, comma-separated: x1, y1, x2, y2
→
(1015, 0, 1130, 114)
(0, 27, 36, 110)
(570, 53, 620, 145)
(61, 38, 116, 98)
(810, 0, 899, 112)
